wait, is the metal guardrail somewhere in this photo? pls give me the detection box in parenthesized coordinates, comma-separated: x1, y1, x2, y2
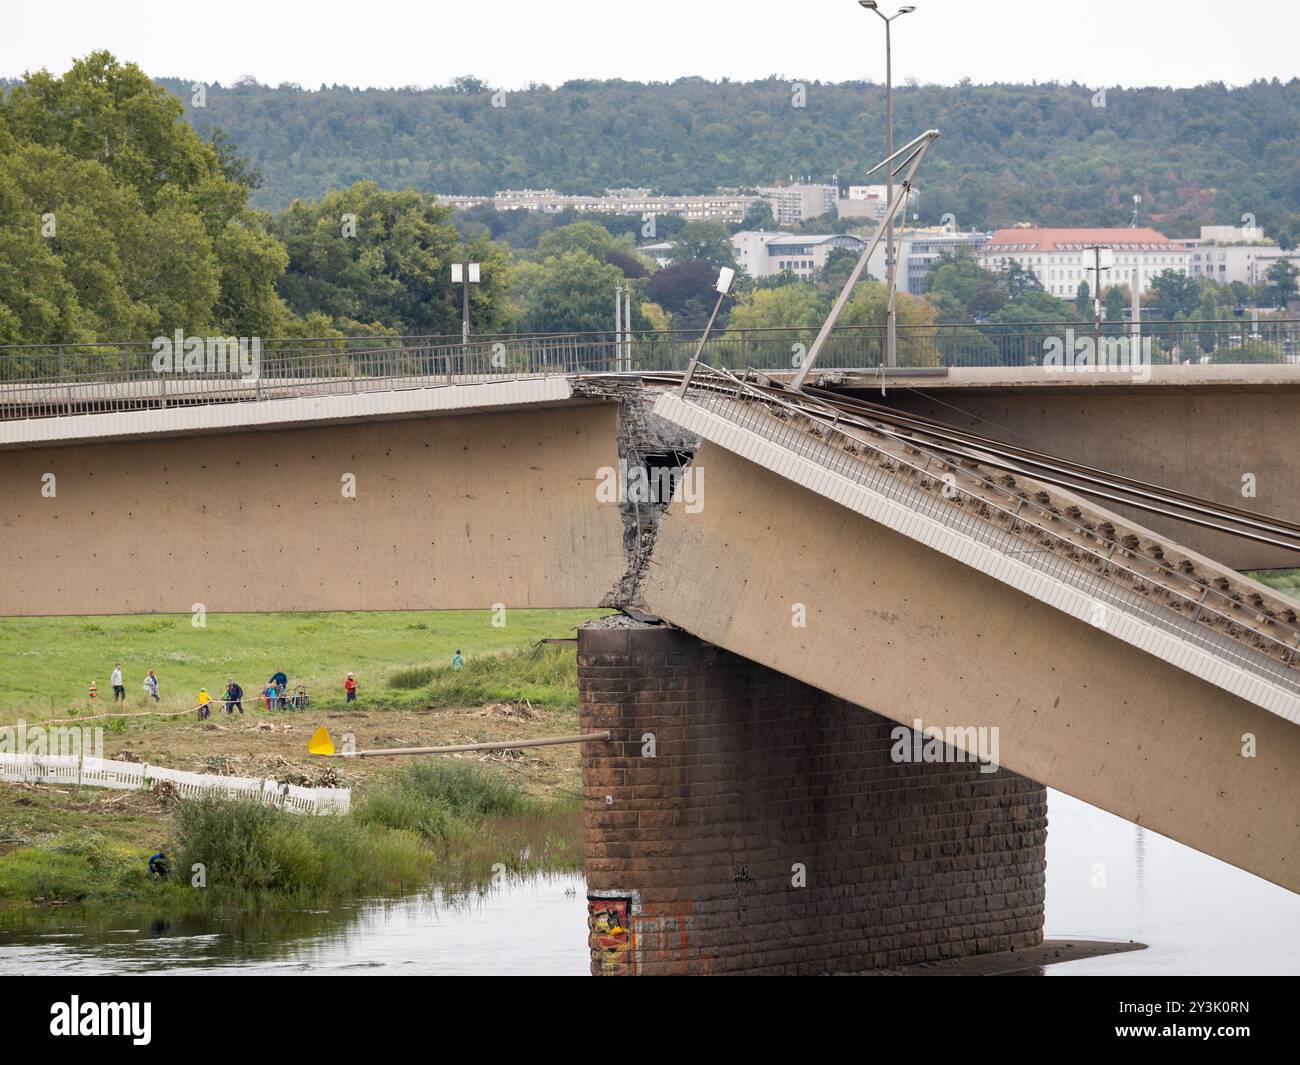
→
(0, 317, 1296, 422)
(677, 367, 1300, 695)
(0, 336, 636, 421)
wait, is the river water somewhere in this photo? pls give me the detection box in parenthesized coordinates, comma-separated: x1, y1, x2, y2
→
(1, 790, 1296, 975)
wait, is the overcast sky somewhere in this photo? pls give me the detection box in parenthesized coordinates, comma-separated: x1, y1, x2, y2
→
(5, 0, 1297, 90)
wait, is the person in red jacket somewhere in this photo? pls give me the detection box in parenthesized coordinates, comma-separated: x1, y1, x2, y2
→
(344, 672, 357, 703)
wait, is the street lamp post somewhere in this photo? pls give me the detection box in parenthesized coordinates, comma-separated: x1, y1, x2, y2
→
(451, 261, 480, 351)
(1087, 245, 1114, 353)
(860, 1, 916, 368)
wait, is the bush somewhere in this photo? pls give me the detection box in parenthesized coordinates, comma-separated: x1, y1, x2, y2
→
(1209, 339, 1280, 364)
(385, 644, 578, 709)
(388, 665, 437, 689)
(174, 798, 432, 901)
(356, 760, 528, 842)
(0, 831, 145, 903)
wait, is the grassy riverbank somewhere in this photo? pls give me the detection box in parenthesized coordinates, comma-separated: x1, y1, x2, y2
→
(0, 760, 583, 911)
(0, 610, 602, 914)
(0, 608, 604, 720)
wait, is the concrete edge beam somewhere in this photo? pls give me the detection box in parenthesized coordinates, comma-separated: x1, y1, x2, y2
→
(0, 377, 581, 450)
(652, 390, 1300, 726)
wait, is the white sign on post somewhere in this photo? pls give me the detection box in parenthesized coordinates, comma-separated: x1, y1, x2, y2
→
(451, 263, 463, 283)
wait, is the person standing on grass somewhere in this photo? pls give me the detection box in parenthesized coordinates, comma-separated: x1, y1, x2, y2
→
(144, 670, 159, 702)
(225, 678, 244, 715)
(111, 662, 125, 705)
(452, 649, 465, 670)
(344, 672, 357, 703)
(197, 688, 211, 721)
(269, 670, 288, 709)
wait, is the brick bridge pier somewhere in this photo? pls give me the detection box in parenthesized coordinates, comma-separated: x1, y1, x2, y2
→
(579, 622, 1047, 976)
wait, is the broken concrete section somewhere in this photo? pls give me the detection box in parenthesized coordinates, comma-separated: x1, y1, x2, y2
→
(573, 379, 698, 610)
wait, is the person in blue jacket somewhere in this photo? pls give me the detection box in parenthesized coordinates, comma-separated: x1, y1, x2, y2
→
(269, 670, 288, 709)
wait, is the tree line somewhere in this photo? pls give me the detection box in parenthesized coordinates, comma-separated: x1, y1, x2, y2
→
(1, 54, 1295, 353)
(135, 72, 1300, 249)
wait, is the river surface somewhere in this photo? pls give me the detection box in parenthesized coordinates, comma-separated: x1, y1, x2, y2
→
(1, 790, 1297, 975)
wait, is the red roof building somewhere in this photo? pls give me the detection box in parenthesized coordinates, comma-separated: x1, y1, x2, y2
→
(979, 227, 1191, 298)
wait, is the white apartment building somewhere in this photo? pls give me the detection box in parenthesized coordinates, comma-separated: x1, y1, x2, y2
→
(979, 228, 1190, 298)
(834, 184, 923, 225)
(735, 226, 984, 291)
(733, 231, 866, 279)
(756, 184, 839, 226)
(1184, 226, 1300, 286)
(434, 188, 759, 223)
(900, 229, 990, 294)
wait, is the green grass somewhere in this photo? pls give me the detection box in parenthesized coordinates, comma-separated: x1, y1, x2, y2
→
(0, 831, 186, 906)
(173, 797, 434, 903)
(1247, 568, 1300, 602)
(356, 759, 531, 842)
(0, 608, 606, 720)
(353, 761, 582, 888)
(0, 609, 593, 913)
(0, 759, 581, 910)
(385, 643, 580, 710)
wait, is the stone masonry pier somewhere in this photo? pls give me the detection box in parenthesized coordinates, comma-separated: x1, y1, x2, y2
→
(580, 622, 1047, 975)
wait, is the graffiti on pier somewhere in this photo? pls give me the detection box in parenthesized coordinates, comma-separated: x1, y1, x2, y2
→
(588, 895, 634, 975)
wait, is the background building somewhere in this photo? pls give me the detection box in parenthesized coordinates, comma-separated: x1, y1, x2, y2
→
(756, 183, 839, 226)
(1183, 225, 1300, 286)
(980, 227, 1190, 297)
(732, 231, 866, 279)
(899, 229, 989, 294)
(435, 187, 759, 222)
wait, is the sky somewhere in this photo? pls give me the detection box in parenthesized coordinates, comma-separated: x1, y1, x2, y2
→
(4, 0, 1297, 91)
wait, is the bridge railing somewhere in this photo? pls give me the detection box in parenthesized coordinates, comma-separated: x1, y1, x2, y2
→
(678, 367, 1300, 695)
(1, 319, 1297, 421)
(0, 334, 633, 420)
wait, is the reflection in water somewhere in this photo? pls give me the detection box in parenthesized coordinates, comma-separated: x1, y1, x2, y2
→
(1, 792, 1297, 975)
(1045, 789, 1300, 975)
(0, 873, 591, 976)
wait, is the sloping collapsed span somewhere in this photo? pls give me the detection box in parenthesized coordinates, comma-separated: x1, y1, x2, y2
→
(1, 373, 1297, 891)
(639, 376, 1300, 893)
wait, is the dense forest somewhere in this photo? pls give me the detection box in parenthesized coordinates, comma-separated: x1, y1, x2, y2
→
(124, 75, 1300, 245)
(0, 55, 1296, 349)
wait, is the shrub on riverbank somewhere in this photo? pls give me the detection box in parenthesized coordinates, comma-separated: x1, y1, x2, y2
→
(355, 759, 529, 842)
(174, 798, 432, 902)
(0, 759, 582, 909)
(0, 829, 188, 905)
(386, 644, 579, 710)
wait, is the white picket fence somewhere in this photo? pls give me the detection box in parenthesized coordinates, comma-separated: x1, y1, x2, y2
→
(0, 752, 350, 815)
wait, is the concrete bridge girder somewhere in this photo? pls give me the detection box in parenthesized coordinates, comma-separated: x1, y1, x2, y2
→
(0, 394, 627, 615)
(639, 438, 1300, 893)
(2, 376, 1298, 902)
